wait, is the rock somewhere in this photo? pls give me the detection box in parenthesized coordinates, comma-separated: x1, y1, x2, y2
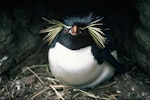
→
(137, 0, 150, 30)
(0, 4, 50, 78)
(121, 0, 150, 75)
(132, 27, 150, 74)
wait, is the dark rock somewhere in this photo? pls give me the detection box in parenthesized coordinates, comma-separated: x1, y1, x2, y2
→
(0, 4, 50, 78)
(121, 0, 150, 75)
(137, 0, 150, 30)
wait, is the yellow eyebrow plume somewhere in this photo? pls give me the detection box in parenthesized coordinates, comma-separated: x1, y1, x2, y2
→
(40, 17, 66, 45)
(80, 17, 107, 49)
(40, 17, 107, 48)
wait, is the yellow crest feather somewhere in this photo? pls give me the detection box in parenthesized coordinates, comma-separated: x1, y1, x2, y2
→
(40, 17, 107, 48)
(40, 17, 65, 45)
(81, 17, 107, 48)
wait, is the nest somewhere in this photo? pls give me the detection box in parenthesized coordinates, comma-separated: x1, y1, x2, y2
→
(0, 64, 118, 100)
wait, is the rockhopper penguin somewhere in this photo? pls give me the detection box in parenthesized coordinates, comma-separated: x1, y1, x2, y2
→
(40, 13, 125, 89)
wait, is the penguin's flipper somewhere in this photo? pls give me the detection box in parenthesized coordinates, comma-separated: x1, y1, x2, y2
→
(101, 49, 126, 73)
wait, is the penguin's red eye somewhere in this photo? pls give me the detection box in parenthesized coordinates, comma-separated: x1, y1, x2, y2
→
(64, 29, 67, 33)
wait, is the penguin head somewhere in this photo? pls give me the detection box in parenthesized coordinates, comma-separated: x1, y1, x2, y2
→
(40, 13, 107, 50)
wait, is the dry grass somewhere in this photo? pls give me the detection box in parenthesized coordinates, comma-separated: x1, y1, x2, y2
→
(0, 64, 118, 100)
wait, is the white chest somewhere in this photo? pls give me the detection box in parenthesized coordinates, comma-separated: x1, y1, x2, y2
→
(48, 42, 115, 88)
(49, 43, 96, 70)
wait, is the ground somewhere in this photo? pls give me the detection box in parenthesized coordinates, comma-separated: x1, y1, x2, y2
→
(0, 57, 150, 100)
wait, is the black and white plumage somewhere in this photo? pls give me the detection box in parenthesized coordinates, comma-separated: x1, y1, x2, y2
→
(40, 13, 125, 88)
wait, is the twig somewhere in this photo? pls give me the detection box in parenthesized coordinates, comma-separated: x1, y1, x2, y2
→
(31, 88, 49, 100)
(49, 78, 61, 85)
(98, 81, 117, 89)
(101, 94, 118, 100)
(26, 66, 44, 84)
(50, 85, 65, 100)
(73, 88, 99, 99)
(15, 65, 49, 80)
(126, 66, 136, 74)
(51, 85, 68, 89)
(29, 64, 49, 69)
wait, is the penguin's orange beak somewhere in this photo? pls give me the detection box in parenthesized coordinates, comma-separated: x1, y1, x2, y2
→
(69, 25, 78, 35)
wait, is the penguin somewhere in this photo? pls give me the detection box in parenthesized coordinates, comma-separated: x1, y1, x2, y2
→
(40, 13, 125, 89)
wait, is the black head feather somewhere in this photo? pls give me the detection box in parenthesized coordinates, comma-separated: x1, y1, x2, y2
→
(40, 13, 106, 50)
(64, 13, 102, 27)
